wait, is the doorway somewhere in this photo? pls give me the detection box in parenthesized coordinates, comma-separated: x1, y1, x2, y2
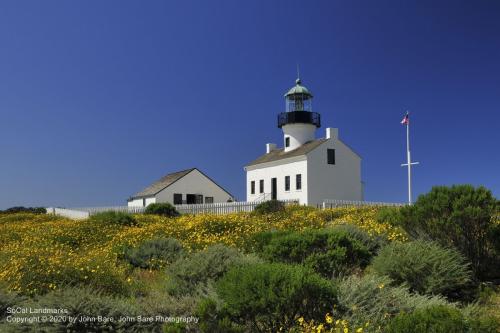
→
(271, 178, 277, 200)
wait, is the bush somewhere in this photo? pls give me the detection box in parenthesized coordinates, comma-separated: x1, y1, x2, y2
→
(0, 206, 46, 214)
(330, 224, 387, 255)
(259, 228, 372, 278)
(0, 286, 158, 332)
(166, 244, 257, 295)
(386, 305, 465, 333)
(376, 206, 402, 226)
(395, 185, 499, 279)
(194, 298, 244, 333)
(386, 305, 498, 333)
(0, 289, 25, 320)
(253, 200, 285, 215)
(243, 230, 293, 253)
(216, 262, 338, 332)
(145, 203, 179, 218)
(89, 211, 137, 226)
(371, 240, 472, 300)
(123, 238, 184, 269)
(337, 274, 450, 328)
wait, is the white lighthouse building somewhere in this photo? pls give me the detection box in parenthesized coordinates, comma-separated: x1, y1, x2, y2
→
(244, 78, 363, 206)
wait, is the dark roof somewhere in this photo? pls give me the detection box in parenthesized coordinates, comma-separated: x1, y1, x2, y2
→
(131, 168, 196, 198)
(246, 139, 327, 167)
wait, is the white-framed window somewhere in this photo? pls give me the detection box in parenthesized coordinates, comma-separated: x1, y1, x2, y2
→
(296, 174, 302, 190)
(285, 176, 290, 191)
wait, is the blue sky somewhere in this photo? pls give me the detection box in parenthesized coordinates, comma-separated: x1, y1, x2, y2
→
(1, 0, 499, 208)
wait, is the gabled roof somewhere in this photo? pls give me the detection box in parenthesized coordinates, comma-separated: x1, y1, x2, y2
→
(131, 168, 195, 198)
(130, 168, 234, 199)
(246, 139, 327, 167)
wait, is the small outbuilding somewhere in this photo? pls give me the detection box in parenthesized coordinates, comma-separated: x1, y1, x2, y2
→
(127, 168, 234, 207)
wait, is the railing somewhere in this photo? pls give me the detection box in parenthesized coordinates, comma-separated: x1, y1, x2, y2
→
(277, 111, 321, 128)
(253, 193, 272, 202)
(320, 199, 405, 209)
(52, 199, 300, 219)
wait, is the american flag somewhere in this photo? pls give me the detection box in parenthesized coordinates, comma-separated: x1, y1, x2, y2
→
(401, 112, 409, 125)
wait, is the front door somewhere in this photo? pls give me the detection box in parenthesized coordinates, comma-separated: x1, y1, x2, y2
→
(271, 178, 277, 200)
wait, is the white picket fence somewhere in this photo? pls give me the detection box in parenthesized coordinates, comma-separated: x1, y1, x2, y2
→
(46, 207, 90, 220)
(321, 199, 405, 209)
(49, 199, 404, 220)
(50, 199, 299, 219)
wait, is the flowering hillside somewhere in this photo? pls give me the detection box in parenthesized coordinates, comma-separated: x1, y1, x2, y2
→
(0, 206, 404, 296)
(0, 190, 498, 333)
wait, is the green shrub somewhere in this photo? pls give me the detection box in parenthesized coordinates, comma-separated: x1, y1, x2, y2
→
(216, 262, 338, 332)
(337, 274, 450, 329)
(253, 200, 285, 215)
(330, 224, 387, 255)
(0, 206, 46, 214)
(0, 289, 25, 320)
(123, 238, 184, 269)
(0, 286, 158, 332)
(243, 230, 293, 253)
(386, 305, 465, 333)
(193, 298, 244, 333)
(89, 211, 137, 226)
(396, 185, 499, 279)
(259, 228, 372, 278)
(166, 244, 257, 295)
(371, 240, 472, 300)
(386, 305, 498, 333)
(376, 206, 403, 226)
(145, 203, 179, 217)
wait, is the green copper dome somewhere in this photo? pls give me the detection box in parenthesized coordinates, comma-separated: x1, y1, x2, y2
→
(284, 78, 313, 99)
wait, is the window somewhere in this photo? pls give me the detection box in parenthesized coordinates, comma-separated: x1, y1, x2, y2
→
(142, 198, 146, 207)
(285, 176, 290, 191)
(173, 193, 182, 205)
(251, 181, 255, 194)
(196, 195, 203, 204)
(296, 174, 302, 190)
(205, 196, 214, 204)
(259, 179, 264, 193)
(285, 137, 290, 147)
(327, 149, 336, 165)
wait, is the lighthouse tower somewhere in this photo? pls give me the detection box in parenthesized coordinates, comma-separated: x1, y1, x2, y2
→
(245, 76, 363, 205)
(278, 78, 321, 152)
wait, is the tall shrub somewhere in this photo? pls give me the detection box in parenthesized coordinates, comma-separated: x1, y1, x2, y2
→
(371, 240, 472, 300)
(337, 273, 455, 328)
(216, 263, 338, 332)
(259, 228, 372, 278)
(396, 185, 499, 279)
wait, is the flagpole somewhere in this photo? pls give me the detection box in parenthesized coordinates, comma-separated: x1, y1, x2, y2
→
(407, 119, 411, 205)
(401, 111, 419, 205)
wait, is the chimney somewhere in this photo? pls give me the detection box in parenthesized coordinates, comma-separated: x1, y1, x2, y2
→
(326, 128, 338, 140)
(266, 143, 277, 154)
